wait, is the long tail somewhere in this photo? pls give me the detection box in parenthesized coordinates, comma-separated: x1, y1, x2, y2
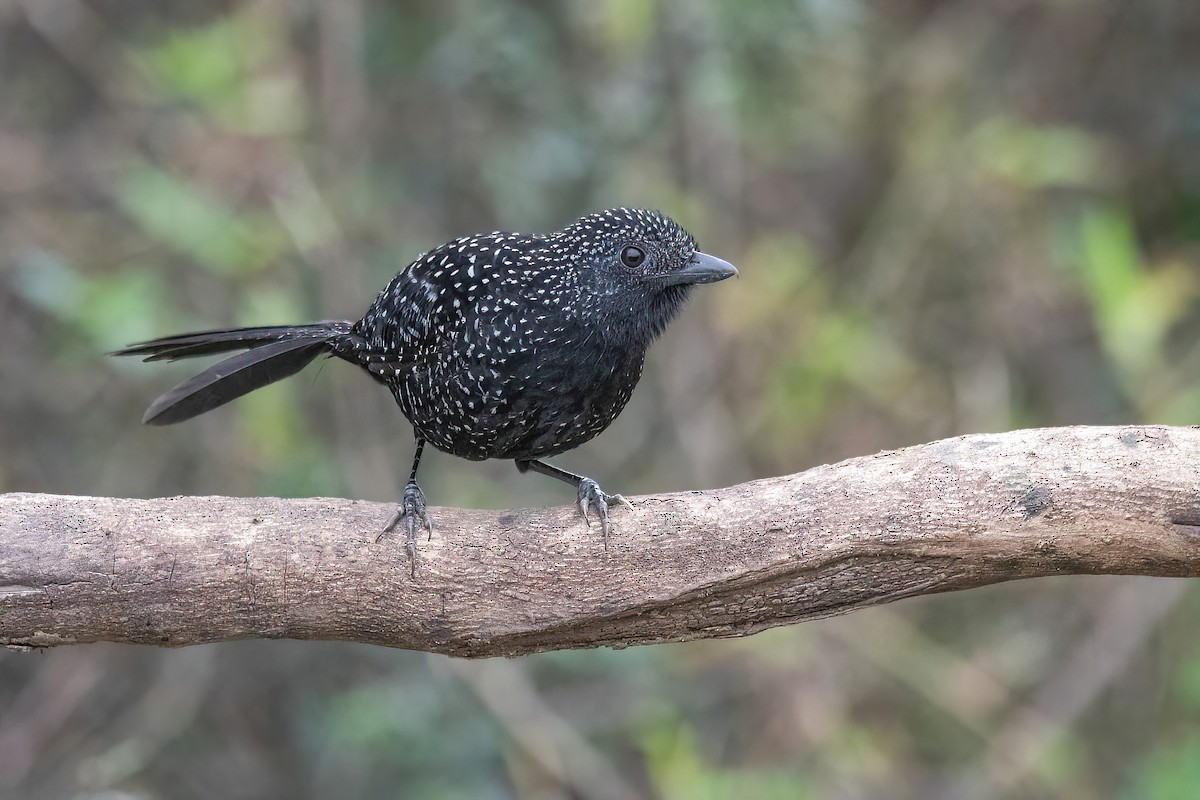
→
(112, 322, 353, 425)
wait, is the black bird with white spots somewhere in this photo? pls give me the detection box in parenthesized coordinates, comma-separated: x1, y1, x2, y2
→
(114, 208, 738, 571)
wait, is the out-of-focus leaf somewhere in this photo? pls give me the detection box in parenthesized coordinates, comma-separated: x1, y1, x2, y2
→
(1075, 207, 1199, 392)
(133, 18, 254, 102)
(13, 249, 171, 352)
(1123, 733, 1200, 800)
(1079, 206, 1142, 322)
(642, 721, 813, 800)
(595, 0, 656, 55)
(972, 117, 1106, 188)
(115, 163, 288, 274)
(129, 12, 304, 134)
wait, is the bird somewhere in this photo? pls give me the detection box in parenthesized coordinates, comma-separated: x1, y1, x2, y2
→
(113, 207, 738, 572)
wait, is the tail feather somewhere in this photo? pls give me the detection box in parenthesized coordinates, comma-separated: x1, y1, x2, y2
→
(112, 323, 344, 362)
(140, 338, 329, 425)
(113, 322, 352, 425)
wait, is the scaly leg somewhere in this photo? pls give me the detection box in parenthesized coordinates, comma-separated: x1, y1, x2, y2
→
(380, 439, 433, 576)
(515, 459, 633, 549)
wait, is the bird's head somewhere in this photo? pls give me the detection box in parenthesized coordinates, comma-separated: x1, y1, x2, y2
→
(552, 208, 738, 340)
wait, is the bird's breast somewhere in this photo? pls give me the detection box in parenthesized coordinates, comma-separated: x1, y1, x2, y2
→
(391, 322, 646, 461)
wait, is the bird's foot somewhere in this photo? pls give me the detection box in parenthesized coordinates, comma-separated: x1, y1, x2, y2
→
(577, 477, 633, 549)
(379, 480, 433, 577)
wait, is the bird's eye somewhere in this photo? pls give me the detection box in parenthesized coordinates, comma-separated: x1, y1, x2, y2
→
(620, 245, 646, 268)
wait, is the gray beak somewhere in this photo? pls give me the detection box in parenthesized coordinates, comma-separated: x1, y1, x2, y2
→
(662, 252, 739, 287)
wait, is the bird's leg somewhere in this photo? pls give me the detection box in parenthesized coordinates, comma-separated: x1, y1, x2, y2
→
(380, 438, 433, 576)
(515, 459, 633, 549)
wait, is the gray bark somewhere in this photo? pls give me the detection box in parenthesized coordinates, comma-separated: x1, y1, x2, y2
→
(2, 425, 1199, 656)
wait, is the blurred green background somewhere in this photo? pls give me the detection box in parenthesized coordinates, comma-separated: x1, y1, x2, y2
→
(3, 1, 1200, 798)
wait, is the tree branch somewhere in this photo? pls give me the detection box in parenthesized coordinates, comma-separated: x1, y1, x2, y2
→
(3, 425, 1199, 656)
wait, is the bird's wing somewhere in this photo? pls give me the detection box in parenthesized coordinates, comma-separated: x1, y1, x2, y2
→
(351, 237, 534, 375)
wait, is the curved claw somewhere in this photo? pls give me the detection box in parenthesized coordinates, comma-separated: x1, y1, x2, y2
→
(378, 481, 433, 577)
(576, 478, 631, 550)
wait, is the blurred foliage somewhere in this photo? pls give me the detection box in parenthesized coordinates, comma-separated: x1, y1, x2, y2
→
(2, 0, 1200, 798)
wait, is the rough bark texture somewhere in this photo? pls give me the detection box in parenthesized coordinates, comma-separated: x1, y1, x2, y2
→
(3, 425, 1199, 656)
